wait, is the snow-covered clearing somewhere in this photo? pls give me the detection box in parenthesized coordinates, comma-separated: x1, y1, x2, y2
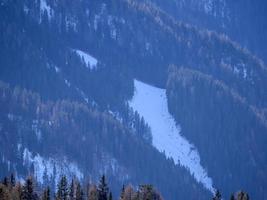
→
(74, 49, 98, 70)
(23, 148, 83, 186)
(129, 79, 214, 192)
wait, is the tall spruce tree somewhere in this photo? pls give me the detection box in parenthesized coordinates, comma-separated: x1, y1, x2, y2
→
(21, 177, 37, 200)
(42, 187, 50, 200)
(69, 179, 75, 200)
(212, 190, 222, 200)
(120, 185, 125, 200)
(97, 175, 109, 200)
(108, 192, 113, 200)
(76, 182, 83, 200)
(230, 193, 235, 200)
(10, 173, 15, 187)
(237, 191, 249, 200)
(56, 176, 69, 200)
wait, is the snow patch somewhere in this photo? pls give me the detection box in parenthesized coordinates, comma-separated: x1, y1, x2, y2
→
(54, 66, 60, 73)
(130, 80, 214, 192)
(203, 0, 213, 14)
(64, 79, 71, 87)
(74, 49, 98, 70)
(23, 148, 83, 185)
(24, 5, 29, 14)
(40, 0, 53, 20)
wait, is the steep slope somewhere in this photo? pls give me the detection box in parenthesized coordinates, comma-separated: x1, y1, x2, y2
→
(166, 67, 267, 199)
(130, 80, 214, 192)
(149, 0, 267, 63)
(1, 0, 267, 199)
(0, 81, 210, 199)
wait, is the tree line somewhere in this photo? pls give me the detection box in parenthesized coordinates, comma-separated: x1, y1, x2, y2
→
(0, 174, 163, 200)
(0, 174, 251, 200)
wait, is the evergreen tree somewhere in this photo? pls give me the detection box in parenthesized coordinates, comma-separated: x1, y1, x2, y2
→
(97, 175, 109, 200)
(76, 182, 83, 200)
(57, 176, 69, 200)
(139, 185, 153, 200)
(69, 179, 75, 200)
(21, 177, 37, 200)
(237, 191, 249, 200)
(120, 185, 125, 200)
(42, 187, 50, 200)
(212, 190, 222, 200)
(230, 193, 235, 200)
(2, 177, 9, 187)
(10, 173, 16, 187)
(108, 192, 112, 200)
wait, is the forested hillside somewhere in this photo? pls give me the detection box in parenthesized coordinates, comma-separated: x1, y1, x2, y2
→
(166, 66, 267, 199)
(0, 174, 251, 200)
(0, 81, 208, 199)
(0, 0, 267, 199)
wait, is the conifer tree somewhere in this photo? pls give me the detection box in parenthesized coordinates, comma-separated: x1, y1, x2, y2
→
(97, 175, 109, 200)
(69, 179, 75, 200)
(212, 190, 222, 200)
(76, 182, 83, 200)
(230, 193, 235, 200)
(120, 185, 125, 200)
(57, 176, 69, 200)
(108, 192, 112, 200)
(10, 173, 16, 187)
(21, 177, 37, 200)
(237, 191, 249, 200)
(2, 177, 9, 187)
(42, 187, 50, 200)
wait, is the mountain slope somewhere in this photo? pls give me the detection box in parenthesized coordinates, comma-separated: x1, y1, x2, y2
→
(0, 0, 267, 199)
(149, 0, 267, 63)
(130, 80, 213, 192)
(166, 67, 267, 199)
(0, 81, 210, 199)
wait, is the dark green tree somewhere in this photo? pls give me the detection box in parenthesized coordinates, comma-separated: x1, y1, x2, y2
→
(237, 191, 249, 200)
(120, 185, 125, 200)
(57, 176, 69, 200)
(21, 177, 38, 200)
(69, 179, 75, 200)
(212, 190, 222, 200)
(10, 173, 16, 187)
(76, 182, 83, 200)
(108, 192, 112, 200)
(97, 175, 109, 200)
(230, 193, 235, 200)
(42, 187, 50, 200)
(2, 177, 9, 187)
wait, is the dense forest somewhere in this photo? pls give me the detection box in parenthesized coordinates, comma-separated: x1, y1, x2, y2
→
(166, 66, 267, 198)
(0, 81, 208, 199)
(0, 174, 250, 200)
(1, 0, 267, 199)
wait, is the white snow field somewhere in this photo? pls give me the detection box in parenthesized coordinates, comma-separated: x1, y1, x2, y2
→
(74, 49, 98, 70)
(129, 80, 214, 192)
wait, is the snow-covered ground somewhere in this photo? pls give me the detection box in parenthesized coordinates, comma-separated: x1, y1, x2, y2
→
(129, 80, 214, 192)
(40, 0, 53, 20)
(74, 49, 98, 70)
(23, 148, 83, 186)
